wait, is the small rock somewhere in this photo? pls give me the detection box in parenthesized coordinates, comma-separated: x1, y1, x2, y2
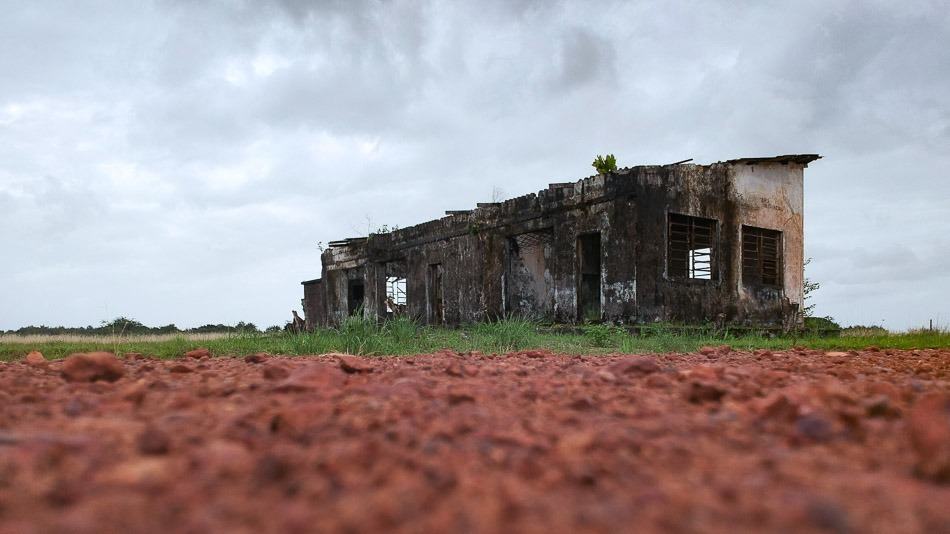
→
(758, 393, 799, 422)
(645, 374, 671, 389)
(825, 351, 849, 358)
(337, 355, 374, 374)
(254, 454, 292, 484)
(61, 352, 125, 383)
(609, 356, 661, 375)
(119, 379, 148, 405)
(519, 350, 550, 359)
(685, 365, 721, 382)
(169, 364, 193, 374)
(138, 426, 171, 455)
(184, 348, 211, 359)
(244, 352, 269, 364)
(98, 458, 171, 487)
(864, 395, 900, 418)
(24, 351, 47, 368)
(795, 413, 835, 443)
(569, 397, 595, 411)
(262, 363, 291, 380)
(686, 381, 727, 403)
(445, 360, 465, 377)
(447, 391, 476, 405)
(596, 369, 617, 382)
(866, 381, 902, 401)
(63, 397, 93, 417)
(907, 393, 950, 482)
(805, 497, 851, 534)
(698, 346, 718, 356)
(273, 364, 346, 393)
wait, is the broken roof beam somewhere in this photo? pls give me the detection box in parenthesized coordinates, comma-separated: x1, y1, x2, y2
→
(327, 237, 367, 248)
(476, 202, 501, 208)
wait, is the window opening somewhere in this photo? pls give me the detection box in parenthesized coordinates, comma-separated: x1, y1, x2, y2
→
(668, 213, 716, 280)
(742, 226, 782, 287)
(385, 276, 407, 313)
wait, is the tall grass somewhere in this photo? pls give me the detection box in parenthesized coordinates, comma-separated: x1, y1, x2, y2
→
(2, 317, 949, 361)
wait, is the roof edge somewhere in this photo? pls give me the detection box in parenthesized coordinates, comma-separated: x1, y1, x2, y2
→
(722, 154, 822, 166)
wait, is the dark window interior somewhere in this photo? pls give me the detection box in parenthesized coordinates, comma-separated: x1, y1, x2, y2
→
(668, 213, 716, 280)
(742, 226, 782, 287)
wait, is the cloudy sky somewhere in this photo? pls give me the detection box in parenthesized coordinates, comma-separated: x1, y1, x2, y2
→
(1, 0, 948, 331)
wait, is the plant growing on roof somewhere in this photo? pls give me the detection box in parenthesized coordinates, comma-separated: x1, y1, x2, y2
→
(592, 154, 617, 175)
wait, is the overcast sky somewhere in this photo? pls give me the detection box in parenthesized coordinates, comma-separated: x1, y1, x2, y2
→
(1, 0, 948, 331)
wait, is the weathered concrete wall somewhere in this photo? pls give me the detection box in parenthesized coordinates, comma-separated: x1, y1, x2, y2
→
(731, 162, 805, 314)
(628, 164, 739, 324)
(505, 230, 555, 319)
(309, 156, 816, 327)
(301, 279, 325, 329)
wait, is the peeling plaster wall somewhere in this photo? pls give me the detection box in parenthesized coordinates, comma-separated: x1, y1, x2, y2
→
(505, 231, 555, 319)
(731, 163, 805, 323)
(311, 158, 812, 327)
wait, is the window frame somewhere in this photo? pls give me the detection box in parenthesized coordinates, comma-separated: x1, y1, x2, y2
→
(385, 276, 407, 312)
(741, 225, 783, 288)
(667, 212, 719, 282)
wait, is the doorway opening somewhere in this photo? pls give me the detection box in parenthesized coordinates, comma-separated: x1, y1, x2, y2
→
(577, 233, 602, 321)
(427, 263, 444, 324)
(347, 278, 365, 315)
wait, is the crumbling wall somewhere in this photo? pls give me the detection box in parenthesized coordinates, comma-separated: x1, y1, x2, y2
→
(314, 157, 813, 327)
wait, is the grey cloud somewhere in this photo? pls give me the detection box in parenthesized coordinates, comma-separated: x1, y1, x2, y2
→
(0, 0, 947, 330)
(553, 28, 616, 90)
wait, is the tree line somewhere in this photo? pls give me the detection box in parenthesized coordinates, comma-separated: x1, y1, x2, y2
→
(3, 317, 283, 336)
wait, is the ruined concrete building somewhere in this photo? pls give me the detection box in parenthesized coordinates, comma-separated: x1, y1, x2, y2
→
(301, 155, 820, 328)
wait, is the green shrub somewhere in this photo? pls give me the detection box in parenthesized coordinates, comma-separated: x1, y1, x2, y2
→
(592, 154, 617, 175)
(582, 323, 625, 348)
(841, 325, 888, 337)
(804, 316, 841, 333)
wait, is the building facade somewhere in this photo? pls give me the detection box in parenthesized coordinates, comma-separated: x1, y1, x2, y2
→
(301, 155, 820, 328)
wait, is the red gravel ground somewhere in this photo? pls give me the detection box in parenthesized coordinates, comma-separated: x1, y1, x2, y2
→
(1, 348, 948, 533)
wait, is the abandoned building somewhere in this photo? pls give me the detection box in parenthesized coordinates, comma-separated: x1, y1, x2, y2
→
(301, 154, 820, 328)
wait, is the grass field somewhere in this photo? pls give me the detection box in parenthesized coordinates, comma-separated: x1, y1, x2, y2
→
(2, 317, 949, 361)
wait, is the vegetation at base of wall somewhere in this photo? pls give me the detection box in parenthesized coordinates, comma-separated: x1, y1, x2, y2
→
(2, 317, 949, 362)
(804, 316, 841, 333)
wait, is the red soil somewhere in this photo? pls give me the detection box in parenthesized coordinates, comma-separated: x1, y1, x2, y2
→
(0, 348, 947, 533)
